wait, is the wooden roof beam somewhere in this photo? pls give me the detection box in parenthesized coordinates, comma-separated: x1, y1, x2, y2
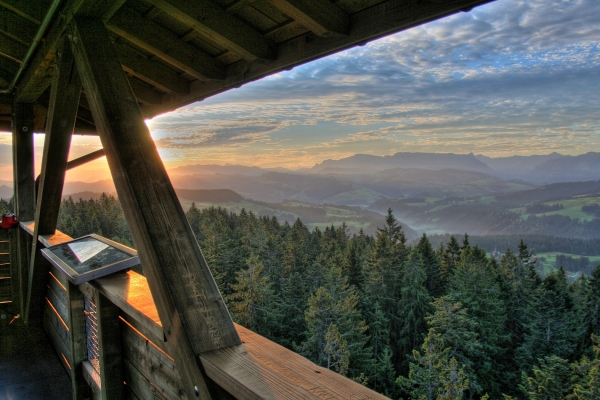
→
(127, 75, 163, 105)
(114, 42, 189, 95)
(145, 0, 274, 62)
(0, 35, 28, 64)
(0, 8, 40, 47)
(0, 0, 45, 24)
(14, 0, 127, 103)
(107, 8, 225, 81)
(267, 0, 349, 37)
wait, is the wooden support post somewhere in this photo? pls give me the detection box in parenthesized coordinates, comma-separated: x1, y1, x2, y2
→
(25, 39, 81, 325)
(94, 290, 124, 400)
(67, 281, 90, 399)
(69, 17, 240, 399)
(11, 103, 34, 317)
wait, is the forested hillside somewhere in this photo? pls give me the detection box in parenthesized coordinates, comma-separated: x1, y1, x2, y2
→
(3, 194, 599, 398)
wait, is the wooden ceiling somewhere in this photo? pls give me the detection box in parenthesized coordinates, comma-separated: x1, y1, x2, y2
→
(0, 0, 494, 134)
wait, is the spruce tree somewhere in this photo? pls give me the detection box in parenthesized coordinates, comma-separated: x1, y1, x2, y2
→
(417, 234, 443, 298)
(449, 251, 508, 396)
(398, 247, 433, 371)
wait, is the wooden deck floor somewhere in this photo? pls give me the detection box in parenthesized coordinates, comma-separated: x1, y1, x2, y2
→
(0, 307, 72, 400)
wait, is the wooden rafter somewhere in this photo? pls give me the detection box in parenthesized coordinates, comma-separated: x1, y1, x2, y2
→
(267, 0, 349, 37)
(107, 7, 225, 81)
(114, 42, 189, 95)
(145, 0, 274, 62)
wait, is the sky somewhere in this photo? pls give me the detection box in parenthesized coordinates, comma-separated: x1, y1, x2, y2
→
(1, 0, 599, 181)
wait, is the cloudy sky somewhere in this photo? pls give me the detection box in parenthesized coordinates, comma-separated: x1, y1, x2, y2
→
(1, 0, 599, 180)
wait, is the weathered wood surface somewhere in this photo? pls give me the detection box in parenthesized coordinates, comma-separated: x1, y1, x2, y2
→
(107, 7, 225, 81)
(70, 16, 239, 399)
(266, 0, 349, 37)
(26, 38, 81, 325)
(145, 0, 274, 62)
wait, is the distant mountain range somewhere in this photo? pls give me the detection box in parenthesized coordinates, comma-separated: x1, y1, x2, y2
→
(476, 152, 600, 183)
(2, 152, 600, 205)
(311, 151, 600, 184)
(310, 152, 494, 175)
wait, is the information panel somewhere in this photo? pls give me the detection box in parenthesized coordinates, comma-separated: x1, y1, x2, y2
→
(41, 234, 139, 284)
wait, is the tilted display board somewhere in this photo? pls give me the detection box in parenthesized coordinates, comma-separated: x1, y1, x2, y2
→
(41, 234, 139, 284)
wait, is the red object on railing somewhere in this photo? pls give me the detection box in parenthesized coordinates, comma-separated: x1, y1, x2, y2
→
(1, 214, 18, 229)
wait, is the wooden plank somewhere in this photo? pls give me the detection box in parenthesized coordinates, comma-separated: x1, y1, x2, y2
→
(26, 38, 81, 325)
(266, 0, 348, 37)
(107, 7, 225, 81)
(47, 275, 69, 322)
(67, 280, 91, 399)
(44, 304, 75, 379)
(95, 291, 125, 400)
(121, 320, 185, 399)
(70, 17, 239, 400)
(114, 42, 189, 95)
(146, 0, 274, 61)
(84, 271, 163, 343)
(44, 298, 72, 361)
(200, 324, 388, 400)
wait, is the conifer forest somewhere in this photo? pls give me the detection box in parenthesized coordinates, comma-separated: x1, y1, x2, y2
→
(4, 194, 598, 399)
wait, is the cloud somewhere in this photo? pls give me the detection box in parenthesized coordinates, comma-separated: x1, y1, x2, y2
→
(146, 0, 600, 167)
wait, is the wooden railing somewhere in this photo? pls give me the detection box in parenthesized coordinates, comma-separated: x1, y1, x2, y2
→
(18, 222, 387, 400)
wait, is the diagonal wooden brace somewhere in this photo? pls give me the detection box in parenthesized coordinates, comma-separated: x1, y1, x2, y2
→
(69, 17, 240, 399)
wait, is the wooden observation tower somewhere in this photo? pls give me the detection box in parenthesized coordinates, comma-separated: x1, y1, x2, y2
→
(0, 0, 493, 398)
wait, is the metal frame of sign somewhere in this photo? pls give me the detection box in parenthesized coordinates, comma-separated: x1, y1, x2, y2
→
(41, 234, 140, 285)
